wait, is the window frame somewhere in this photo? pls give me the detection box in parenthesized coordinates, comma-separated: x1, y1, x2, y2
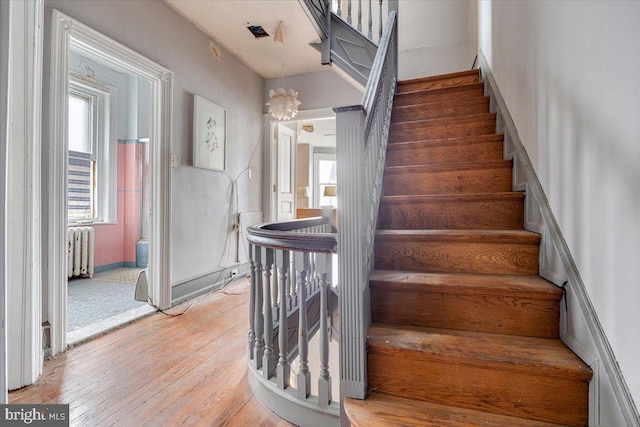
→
(67, 72, 117, 224)
(313, 152, 337, 208)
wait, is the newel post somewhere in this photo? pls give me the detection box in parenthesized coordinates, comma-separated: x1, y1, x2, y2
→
(334, 106, 369, 402)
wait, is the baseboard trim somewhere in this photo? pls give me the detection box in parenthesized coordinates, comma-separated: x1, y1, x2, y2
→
(171, 263, 250, 307)
(476, 50, 640, 426)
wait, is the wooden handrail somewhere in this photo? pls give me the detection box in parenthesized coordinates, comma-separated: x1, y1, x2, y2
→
(247, 217, 337, 253)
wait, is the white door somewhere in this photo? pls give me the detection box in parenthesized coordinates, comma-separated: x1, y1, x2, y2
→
(276, 124, 296, 222)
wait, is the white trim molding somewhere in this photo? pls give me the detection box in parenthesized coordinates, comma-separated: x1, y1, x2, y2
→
(48, 10, 173, 355)
(476, 50, 640, 427)
(0, 0, 10, 402)
(5, 0, 44, 390)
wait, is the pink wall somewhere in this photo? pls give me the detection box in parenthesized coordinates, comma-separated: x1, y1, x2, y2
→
(93, 142, 140, 269)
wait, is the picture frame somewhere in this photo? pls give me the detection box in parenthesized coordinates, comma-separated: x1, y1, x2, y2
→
(193, 95, 226, 171)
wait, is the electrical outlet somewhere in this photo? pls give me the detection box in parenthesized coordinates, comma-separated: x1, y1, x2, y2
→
(231, 269, 238, 278)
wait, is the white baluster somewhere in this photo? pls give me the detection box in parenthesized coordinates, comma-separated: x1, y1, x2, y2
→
(276, 250, 290, 389)
(378, 0, 383, 42)
(253, 245, 264, 369)
(272, 250, 279, 320)
(295, 252, 311, 399)
(347, 0, 352, 24)
(317, 252, 332, 406)
(291, 251, 298, 308)
(286, 250, 293, 310)
(262, 247, 276, 378)
(357, 0, 362, 32)
(248, 244, 256, 360)
(337, 0, 342, 17)
(368, 0, 373, 40)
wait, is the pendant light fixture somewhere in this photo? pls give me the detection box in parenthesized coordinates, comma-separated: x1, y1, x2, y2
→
(266, 22, 301, 121)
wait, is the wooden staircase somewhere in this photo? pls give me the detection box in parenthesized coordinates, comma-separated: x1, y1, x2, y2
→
(344, 70, 592, 426)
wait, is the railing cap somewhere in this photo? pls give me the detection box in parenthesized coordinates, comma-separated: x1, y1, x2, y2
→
(247, 217, 337, 254)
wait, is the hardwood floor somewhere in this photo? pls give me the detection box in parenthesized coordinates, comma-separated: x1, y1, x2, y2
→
(9, 278, 294, 427)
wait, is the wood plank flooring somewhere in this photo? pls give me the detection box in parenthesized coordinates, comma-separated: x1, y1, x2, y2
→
(9, 278, 293, 427)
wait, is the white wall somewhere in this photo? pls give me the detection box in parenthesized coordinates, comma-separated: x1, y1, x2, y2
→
(478, 0, 640, 412)
(397, 0, 475, 80)
(43, 1, 264, 288)
(264, 70, 362, 112)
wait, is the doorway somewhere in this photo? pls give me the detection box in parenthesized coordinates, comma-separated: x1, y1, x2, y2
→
(65, 48, 155, 343)
(267, 113, 337, 223)
(48, 10, 172, 354)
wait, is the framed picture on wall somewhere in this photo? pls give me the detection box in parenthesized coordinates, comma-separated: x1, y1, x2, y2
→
(193, 95, 226, 171)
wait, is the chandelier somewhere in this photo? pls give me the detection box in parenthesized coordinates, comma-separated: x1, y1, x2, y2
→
(267, 87, 301, 121)
(267, 23, 301, 121)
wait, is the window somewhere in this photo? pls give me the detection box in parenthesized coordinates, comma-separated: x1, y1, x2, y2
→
(67, 74, 117, 224)
(313, 153, 337, 207)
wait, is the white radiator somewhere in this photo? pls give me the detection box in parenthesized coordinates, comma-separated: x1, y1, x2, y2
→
(67, 226, 95, 278)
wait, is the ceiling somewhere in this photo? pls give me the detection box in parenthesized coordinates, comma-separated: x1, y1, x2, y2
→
(165, 0, 326, 79)
(297, 117, 336, 148)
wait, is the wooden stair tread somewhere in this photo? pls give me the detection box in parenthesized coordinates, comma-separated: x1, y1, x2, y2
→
(369, 270, 562, 299)
(396, 69, 480, 93)
(380, 192, 523, 204)
(397, 82, 484, 98)
(368, 323, 592, 381)
(391, 97, 489, 123)
(391, 112, 496, 129)
(344, 392, 567, 427)
(388, 133, 503, 149)
(392, 96, 489, 112)
(384, 159, 512, 174)
(375, 229, 541, 243)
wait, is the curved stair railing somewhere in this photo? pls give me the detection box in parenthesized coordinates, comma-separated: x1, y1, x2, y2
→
(247, 5, 397, 425)
(246, 210, 340, 426)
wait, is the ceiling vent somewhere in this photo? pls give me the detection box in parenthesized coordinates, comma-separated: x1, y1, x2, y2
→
(247, 25, 269, 39)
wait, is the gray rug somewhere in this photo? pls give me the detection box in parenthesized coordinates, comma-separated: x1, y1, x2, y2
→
(67, 279, 147, 331)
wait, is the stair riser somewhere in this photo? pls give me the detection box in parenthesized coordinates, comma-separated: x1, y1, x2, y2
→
(390, 118, 496, 142)
(368, 351, 589, 426)
(391, 99, 489, 123)
(387, 141, 503, 166)
(370, 285, 559, 337)
(378, 198, 523, 229)
(397, 74, 480, 94)
(395, 87, 485, 107)
(374, 240, 539, 275)
(383, 167, 512, 195)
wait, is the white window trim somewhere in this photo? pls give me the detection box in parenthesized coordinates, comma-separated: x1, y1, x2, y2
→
(313, 152, 337, 208)
(68, 72, 117, 224)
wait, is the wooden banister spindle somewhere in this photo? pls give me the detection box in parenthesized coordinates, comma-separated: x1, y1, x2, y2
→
(248, 244, 256, 360)
(295, 252, 311, 399)
(271, 251, 279, 318)
(378, 0, 383, 42)
(286, 251, 293, 310)
(291, 252, 298, 308)
(368, 0, 373, 40)
(253, 245, 264, 369)
(317, 252, 332, 406)
(357, 0, 362, 32)
(262, 247, 276, 378)
(347, 0, 352, 24)
(276, 250, 290, 389)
